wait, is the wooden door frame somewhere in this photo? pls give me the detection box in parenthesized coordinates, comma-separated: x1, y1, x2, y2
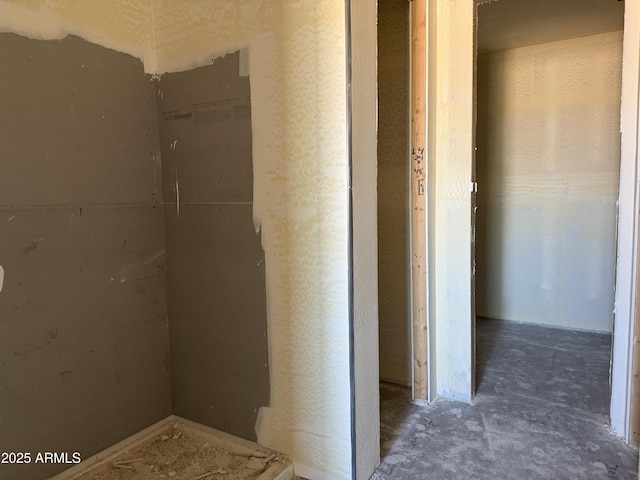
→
(410, 0, 429, 404)
(612, 0, 640, 442)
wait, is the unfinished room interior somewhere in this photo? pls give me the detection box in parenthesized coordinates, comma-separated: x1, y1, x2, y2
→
(375, 0, 640, 478)
(0, 0, 639, 480)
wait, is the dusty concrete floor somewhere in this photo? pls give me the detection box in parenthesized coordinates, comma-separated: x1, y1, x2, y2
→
(372, 318, 639, 479)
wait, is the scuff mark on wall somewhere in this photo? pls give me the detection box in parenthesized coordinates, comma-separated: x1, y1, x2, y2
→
(118, 249, 166, 283)
(14, 327, 59, 357)
(174, 169, 180, 218)
(60, 369, 73, 383)
(144, 249, 166, 265)
(21, 236, 44, 255)
(0, 265, 4, 292)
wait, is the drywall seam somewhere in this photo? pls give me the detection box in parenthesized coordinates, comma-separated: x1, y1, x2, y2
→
(0, 0, 156, 72)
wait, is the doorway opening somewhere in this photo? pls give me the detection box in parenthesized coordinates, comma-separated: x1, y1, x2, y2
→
(376, 0, 413, 462)
(372, 0, 639, 477)
(474, 0, 625, 428)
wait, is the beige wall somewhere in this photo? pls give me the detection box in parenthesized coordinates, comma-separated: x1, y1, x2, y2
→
(476, 31, 623, 332)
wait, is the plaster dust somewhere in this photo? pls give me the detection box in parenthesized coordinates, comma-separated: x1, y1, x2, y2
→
(70, 422, 293, 480)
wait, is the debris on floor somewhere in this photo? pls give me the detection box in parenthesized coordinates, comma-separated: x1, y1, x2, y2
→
(72, 420, 292, 480)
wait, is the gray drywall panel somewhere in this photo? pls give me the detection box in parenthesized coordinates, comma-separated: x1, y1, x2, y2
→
(159, 53, 269, 441)
(159, 53, 253, 204)
(0, 34, 170, 480)
(0, 33, 162, 207)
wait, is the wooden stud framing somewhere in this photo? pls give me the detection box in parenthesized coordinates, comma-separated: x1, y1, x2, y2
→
(411, 0, 428, 402)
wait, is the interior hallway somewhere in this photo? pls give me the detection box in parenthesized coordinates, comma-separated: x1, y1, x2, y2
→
(372, 319, 638, 479)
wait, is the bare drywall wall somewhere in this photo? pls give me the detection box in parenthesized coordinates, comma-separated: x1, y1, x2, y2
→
(159, 51, 270, 442)
(377, 0, 411, 386)
(476, 31, 623, 333)
(0, 33, 170, 480)
(154, 3, 353, 478)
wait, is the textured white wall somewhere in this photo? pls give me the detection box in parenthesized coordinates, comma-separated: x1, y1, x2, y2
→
(476, 31, 623, 333)
(431, 0, 475, 402)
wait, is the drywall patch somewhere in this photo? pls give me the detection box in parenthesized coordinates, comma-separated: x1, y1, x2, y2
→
(158, 52, 269, 442)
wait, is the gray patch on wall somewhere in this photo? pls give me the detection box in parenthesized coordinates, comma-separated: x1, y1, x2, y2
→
(158, 52, 269, 441)
(0, 33, 171, 480)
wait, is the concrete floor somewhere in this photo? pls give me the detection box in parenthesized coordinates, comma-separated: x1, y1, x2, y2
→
(372, 318, 639, 479)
